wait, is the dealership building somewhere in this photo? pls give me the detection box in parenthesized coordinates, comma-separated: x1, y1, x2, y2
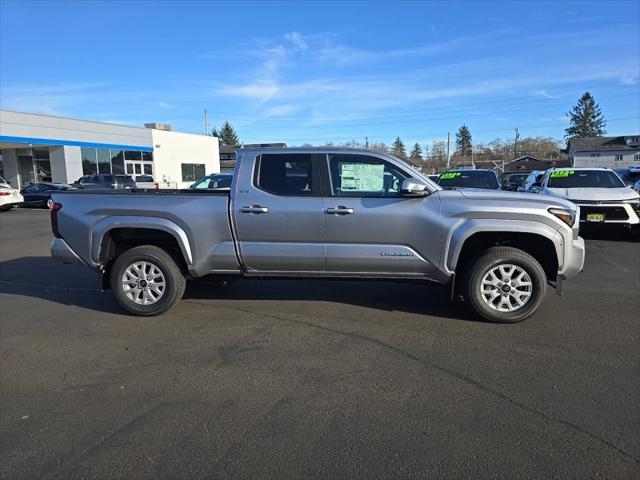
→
(0, 110, 220, 188)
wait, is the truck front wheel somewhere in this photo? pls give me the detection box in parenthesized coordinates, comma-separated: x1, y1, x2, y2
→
(464, 246, 547, 323)
(110, 245, 186, 316)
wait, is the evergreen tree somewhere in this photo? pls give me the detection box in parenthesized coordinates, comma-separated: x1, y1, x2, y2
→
(409, 142, 423, 165)
(392, 136, 407, 159)
(210, 127, 220, 138)
(218, 121, 240, 146)
(565, 92, 607, 139)
(456, 124, 472, 157)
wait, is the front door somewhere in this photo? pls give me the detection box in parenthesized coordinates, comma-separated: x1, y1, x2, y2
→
(232, 152, 325, 273)
(320, 152, 441, 275)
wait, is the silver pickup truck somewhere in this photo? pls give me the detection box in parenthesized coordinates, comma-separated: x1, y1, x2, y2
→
(50, 148, 585, 322)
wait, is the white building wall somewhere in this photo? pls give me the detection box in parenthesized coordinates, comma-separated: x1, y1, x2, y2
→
(0, 110, 152, 148)
(50, 146, 82, 184)
(572, 150, 640, 169)
(151, 129, 220, 188)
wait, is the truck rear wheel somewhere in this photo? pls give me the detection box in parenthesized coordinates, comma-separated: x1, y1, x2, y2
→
(464, 246, 546, 323)
(110, 245, 186, 316)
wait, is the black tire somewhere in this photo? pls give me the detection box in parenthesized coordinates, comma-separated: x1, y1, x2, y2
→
(463, 246, 547, 323)
(110, 245, 186, 316)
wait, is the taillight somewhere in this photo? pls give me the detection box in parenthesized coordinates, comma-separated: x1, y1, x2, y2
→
(154, 182, 159, 189)
(0, 191, 11, 196)
(50, 202, 63, 238)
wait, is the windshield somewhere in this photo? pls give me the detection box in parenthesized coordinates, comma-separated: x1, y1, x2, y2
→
(547, 170, 625, 188)
(437, 171, 499, 189)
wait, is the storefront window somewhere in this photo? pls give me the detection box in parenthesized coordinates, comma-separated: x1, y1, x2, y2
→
(97, 148, 111, 174)
(142, 151, 153, 162)
(110, 149, 124, 174)
(125, 150, 142, 161)
(81, 147, 97, 175)
(181, 163, 205, 182)
(34, 160, 51, 182)
(33, 148, 50, 160)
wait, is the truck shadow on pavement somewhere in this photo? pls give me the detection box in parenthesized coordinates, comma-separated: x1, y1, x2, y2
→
(0, 256, 475, 322)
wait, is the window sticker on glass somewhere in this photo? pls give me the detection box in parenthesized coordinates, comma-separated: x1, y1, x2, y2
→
(550, 170, 575, 178)
(440, 172, 461, 179)
(340, 163, 384, 191)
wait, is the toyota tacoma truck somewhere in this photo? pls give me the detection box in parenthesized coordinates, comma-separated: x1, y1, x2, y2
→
(50, 148, 585, 323)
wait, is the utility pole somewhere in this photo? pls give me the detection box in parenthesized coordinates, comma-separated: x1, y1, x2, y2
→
(203, 108, 209, 136)
(471, 141, 474, 168)
(365, 136, 369, 149)
(446, 132, 451, 169)
(513, 127, 519, 159)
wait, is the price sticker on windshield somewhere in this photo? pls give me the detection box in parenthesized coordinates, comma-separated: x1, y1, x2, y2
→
(440, 172, 461, 180)
(550, 170, 575, 178)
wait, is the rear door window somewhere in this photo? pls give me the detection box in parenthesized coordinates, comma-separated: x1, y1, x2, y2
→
(255, 154, 314, 196)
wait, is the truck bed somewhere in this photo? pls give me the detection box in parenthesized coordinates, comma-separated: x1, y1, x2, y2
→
(51, 189, 240, 277)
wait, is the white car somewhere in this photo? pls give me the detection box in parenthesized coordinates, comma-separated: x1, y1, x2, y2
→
(537, 168, 640, 230)
(0, 176, 24, 212)
(133, 174, 158, 189)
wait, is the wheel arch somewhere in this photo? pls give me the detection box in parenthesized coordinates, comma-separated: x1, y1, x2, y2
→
(447, 220, 563, 282)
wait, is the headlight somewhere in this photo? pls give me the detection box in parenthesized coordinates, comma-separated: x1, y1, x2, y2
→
(548, 207, 576, 227)
(622, 198, 640, 206)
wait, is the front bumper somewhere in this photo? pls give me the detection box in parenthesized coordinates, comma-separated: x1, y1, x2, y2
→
(576, 202, 640, 226)
(558, 236, 585, 280)
(51, 237, 86, 266)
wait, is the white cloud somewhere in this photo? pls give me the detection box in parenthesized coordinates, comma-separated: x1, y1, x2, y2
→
(621, 73, 638, 85)
(533, 89, 560, 99)
(284, 32, 308, 50)
(264, 104, 300, 116)
(220, 82, 280, 104)
(157, 101, 173, 108)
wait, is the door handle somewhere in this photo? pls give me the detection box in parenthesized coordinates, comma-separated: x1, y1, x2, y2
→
(325, 206, 354, 215)
(241, 205, 269, 214)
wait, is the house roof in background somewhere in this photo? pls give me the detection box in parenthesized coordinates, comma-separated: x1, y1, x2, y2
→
(569, 136, 640, 152)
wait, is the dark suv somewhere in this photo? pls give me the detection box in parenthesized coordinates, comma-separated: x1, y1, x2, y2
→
(75, 174, 136, 190)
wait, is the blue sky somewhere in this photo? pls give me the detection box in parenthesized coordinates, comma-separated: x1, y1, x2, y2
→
(1, 0, 638, 147)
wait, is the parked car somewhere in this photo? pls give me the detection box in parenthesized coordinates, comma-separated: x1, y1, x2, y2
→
(614, 166, 640, 188)
(74, 174, 136, 190)
(537, 168, 640, 231)
(503, 172, 530, 191)
(21, 182, 75, 208)
(0, 176, 23, 211)
(634, 179, 640, 193)
(436, 169, 501, 190)
(133, 175, 158, 189)
(50, 147, 585, 323)
(190, 173, 233, 190)
(518, 170, 545, 192)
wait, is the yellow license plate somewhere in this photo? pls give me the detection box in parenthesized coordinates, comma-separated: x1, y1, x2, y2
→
(586, 213, 605, 222)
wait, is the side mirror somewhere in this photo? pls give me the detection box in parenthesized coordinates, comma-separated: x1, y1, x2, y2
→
(400, 178, 429, 197)
(530, 186, 541, 193)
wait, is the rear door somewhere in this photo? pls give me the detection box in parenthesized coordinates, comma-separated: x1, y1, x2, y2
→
(232, 151, 325, 273)
(320, 152, 441, 275)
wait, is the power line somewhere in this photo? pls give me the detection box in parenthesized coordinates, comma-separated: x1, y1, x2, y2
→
(239, 115, 640, 144)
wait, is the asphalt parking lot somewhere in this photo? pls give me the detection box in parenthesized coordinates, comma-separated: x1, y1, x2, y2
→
(0, 208, 638, 479)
